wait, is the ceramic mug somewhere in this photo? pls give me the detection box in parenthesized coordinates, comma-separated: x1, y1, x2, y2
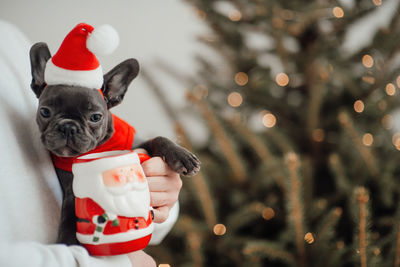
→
(72, 150, 153, 256)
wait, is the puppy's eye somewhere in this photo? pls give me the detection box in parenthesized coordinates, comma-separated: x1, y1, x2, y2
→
(90, 113, 103, 122)
(40, 107, 51, 118)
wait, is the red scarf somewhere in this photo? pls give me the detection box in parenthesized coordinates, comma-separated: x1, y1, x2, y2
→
(52, 114, 135, 172)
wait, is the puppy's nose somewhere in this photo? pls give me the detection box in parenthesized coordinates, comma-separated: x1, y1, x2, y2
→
(58, 123, 77, 138)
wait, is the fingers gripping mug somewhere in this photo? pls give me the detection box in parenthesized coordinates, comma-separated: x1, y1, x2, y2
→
(72, 150, 153, 256)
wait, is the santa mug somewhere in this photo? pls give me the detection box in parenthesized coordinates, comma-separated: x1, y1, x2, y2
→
(72, 150, 154, 256)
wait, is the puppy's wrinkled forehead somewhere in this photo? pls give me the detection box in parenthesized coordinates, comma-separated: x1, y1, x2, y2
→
(40, 85, 106, 114)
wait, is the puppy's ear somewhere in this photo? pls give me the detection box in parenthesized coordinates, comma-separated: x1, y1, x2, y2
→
(102, 58, 139, 109)
(29, 42, 51, 98)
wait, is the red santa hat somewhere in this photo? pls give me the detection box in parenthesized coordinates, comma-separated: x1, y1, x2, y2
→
(45, 22, 119, 89)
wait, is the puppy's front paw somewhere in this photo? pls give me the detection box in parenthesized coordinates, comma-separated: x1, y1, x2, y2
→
(164, 146, 201, 176)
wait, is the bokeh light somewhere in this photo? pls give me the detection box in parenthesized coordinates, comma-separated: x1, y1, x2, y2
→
(227, 92, 243, 107)
(262, 113, 277, 128)
(229, 10, 242, 21)
(312, 128, 325, 142)
(333, 7, 344, 18)
(304, 233, 315, 244)
(354, 100, 365, 113)
(362, 54, 374, 68)
(213, 224, 227, 236)
(385, 83, 396, 96)
(372, 0, 382, 6)
(262, 207, 275, 220)
(275, 72, 289, 86)
(234, 72, 248, 86)
(362, 133, 373, 146)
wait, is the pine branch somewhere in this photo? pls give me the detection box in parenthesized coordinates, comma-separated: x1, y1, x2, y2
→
(306, 61, 324, 137)
(395, 224, 400, 267)
(316, 207, 343, 243)
(285, 152, 307, 267)
(226, 202, 269, 232)
(175, 123, 218, 229)
(227, 117, 286, 192)
(243, 240, 295, 265)
(329, 153, 352, 196)
(338, 111, 378, 178)
(141, 67, 218, 229)
(187, 92, 247, 183)
(177, 216, 204, 267)
(355, 187, 370, 267)
(264, 128, 294, 154)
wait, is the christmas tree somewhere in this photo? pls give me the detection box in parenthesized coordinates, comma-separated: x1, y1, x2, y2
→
(145, 0, 400, 266)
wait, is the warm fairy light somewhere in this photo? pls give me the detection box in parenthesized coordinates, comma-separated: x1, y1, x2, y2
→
(362, 133, 374, 146)
(227, 92, 243, 107)
(372, 0, 382, 6)
(385, 83, 396, 96)
(335, 207, 343, 216)
(275, 72, 289, 86)
(262, 207, 275, 220)
(373, 247, 381, 256)
(312, 128, 325, 142)
(213, 224, 227, 236)
(229, 10, 242, 21)
(392, 133, 400, 150)
(332, 7, 344, 18)
(396, 75, 400, 88)
(234, 72, 248, 86)
(159, 265, 171, 267)
(337, 241, 345, 249)
(354, 100, 365, 113)
(304, 233, 315, 244)
(382, 114, 393, 130)
(362, 54, 374, 68)
(262, 113, 277, 128)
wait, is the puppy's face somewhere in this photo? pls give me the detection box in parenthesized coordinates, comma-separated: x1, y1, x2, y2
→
(29, 42, 140, 157)
(37, 85, 112, 157)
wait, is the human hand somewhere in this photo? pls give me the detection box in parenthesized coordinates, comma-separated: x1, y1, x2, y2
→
(127, 250, 156, 267)
(142, 156, 182, 223)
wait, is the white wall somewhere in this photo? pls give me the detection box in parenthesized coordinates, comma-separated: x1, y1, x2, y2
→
(0, 0, 207, 142)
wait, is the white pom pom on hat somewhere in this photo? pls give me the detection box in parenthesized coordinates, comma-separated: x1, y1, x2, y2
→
(44, 23, 119, 89)
(87, 24, 120, 56)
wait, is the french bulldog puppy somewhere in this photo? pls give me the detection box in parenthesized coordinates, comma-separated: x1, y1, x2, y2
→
(29, 42, 200, 245)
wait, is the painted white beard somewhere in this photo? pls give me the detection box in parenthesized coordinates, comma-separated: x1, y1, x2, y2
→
(87, 182, 151, 220)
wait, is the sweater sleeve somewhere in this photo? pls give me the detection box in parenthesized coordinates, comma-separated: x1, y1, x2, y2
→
(0, 242, 131, 267)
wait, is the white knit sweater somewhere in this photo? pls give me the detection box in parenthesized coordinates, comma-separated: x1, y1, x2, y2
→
(0, 20, 177, 267)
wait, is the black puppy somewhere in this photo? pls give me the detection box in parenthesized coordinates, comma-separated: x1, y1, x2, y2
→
(29, 42, 200, 245)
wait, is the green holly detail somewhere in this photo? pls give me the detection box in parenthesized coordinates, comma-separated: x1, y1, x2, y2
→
(112, 219, 120, 226)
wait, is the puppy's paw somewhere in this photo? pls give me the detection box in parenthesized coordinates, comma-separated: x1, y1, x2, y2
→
(163, 146, 201, 176)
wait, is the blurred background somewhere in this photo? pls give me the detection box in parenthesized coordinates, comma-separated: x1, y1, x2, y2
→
(2, 0, 400, 266)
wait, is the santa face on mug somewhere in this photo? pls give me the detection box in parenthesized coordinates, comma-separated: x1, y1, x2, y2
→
(99, 163, 150, 219)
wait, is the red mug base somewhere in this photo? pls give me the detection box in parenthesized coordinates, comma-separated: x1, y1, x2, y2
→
(83, 234, 152, 256)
